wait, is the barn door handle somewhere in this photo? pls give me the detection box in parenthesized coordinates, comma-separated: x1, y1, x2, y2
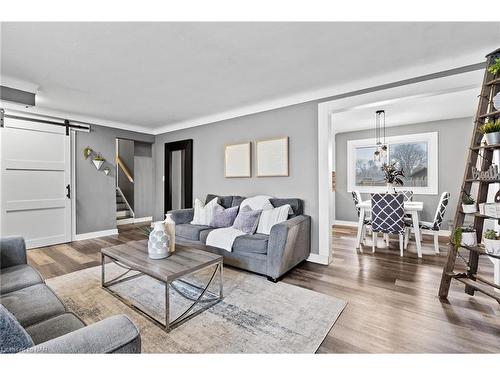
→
(66, 184, 71, 199)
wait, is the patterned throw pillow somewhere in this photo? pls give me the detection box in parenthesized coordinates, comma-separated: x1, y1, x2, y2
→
(190, 198, 219, 225)
(257, 204, 291, 235)
(210, 205, 239, 228)
(232, 205, 262, 234)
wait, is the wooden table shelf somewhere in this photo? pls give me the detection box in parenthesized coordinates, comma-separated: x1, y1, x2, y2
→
(460, 244, 500, 260)
(478, 110, 500, 119)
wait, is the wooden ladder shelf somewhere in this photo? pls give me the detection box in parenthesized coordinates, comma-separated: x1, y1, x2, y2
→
(438, 47, 500, 303)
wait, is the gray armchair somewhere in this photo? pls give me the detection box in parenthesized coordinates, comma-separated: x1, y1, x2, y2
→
(0, 237, 141, 354)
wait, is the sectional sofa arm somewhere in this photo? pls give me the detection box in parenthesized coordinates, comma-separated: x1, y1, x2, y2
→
(23, 315, 141, 354)
(0, 237, 27, 269)
(267, 215, 311, 279)
(167, 208, 194, 224)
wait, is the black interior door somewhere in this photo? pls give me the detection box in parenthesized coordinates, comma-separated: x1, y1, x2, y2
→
(164, 139, 193, 213)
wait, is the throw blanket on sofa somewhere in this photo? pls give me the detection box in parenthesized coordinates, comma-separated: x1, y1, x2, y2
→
(206, 227, 246, 252)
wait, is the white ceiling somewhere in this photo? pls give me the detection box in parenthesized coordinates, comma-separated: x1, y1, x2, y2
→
(1, 22, 499, 134)
(332, 86, 479, 134)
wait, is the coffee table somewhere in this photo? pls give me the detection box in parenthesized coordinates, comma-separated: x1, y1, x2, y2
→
(101, 240, 223, 332)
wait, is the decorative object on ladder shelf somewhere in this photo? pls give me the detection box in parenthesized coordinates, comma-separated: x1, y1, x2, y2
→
(483, 229, 500, 256)
(461, 192, 477, 213)
(471, 164, 500, 180)
(493, 93, 500, 111)
(147, 222, 170, 259)
(459, 226, 477, 247)
(479, 119, 500, 145)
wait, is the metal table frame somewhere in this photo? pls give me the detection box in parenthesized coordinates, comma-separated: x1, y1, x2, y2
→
(101, 253, 223, 332)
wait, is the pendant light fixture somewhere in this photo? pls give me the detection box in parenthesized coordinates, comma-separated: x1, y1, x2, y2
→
(374, 110, 387, 162)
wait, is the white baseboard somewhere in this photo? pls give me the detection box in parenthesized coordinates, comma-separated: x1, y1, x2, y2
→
(307, 253, 330, 265)
(116, 218, 135, 225)
(117, 216, 152, 225)
(74, 229, 118, 241)
(134, 216, 153, 223)
(333, 220, 450, 237)
(333, 220, 359, 227)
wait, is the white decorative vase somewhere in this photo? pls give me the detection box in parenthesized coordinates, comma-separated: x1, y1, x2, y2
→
(148, 222, 170, 259)
(493, 92, 500, 111)
(92, 159, 104, 170)
(462, 203, 477, 214)
(386, 182, 396, 193)
(164, 214, 176, 254)
(461, 231, 477, 247)
(483, 238, 500, 255)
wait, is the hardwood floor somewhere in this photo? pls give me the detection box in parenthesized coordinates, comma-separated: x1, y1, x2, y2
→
(27, 223, 500, 353)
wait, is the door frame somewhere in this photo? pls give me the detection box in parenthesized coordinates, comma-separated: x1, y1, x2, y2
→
(164, 139, 193, 214)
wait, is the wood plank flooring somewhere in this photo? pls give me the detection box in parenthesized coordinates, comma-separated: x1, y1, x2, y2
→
(27, 223, 500, 353)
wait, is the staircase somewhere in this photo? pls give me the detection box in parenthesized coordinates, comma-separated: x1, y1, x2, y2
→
(116, 187, 134, 223)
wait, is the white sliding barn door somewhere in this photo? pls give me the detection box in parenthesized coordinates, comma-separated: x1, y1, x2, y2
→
(0, 117, 71, 248)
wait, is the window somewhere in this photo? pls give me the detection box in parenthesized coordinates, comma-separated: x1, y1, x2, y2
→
(347, 132, 438, 194)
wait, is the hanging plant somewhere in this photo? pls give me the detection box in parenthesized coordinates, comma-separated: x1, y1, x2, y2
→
(487, 57, 500, 76)
(92, 153, 105, 170)
(83, 146, 93, 160)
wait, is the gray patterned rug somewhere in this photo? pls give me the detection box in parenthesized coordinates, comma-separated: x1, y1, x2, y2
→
(46, 264, 346, 353)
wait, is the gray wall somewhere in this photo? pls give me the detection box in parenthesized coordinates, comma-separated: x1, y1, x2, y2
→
(153, 101, 320, 253)
(76, 125, 154, 234)
(334, 117, 473, 227)
(134, 141, 154, 218)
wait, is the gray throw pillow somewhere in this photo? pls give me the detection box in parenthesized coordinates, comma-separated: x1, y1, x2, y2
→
(233, 205, 262, 234)
(0, 304, 34, 353)
(210, 205, 239, 228)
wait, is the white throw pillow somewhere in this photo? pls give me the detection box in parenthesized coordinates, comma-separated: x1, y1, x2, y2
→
(239, 195, 274, 211)
(257, 204, 291, 235)
(190, 198, 220, 225)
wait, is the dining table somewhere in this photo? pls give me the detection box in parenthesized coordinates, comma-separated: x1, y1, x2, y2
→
(356, 200, 424, 258)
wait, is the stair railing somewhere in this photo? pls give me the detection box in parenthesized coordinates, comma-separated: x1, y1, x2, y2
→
(116, 155, 134, 183)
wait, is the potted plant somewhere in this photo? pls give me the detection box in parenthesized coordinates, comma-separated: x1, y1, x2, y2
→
(92, 154, 105, 170)
(483, 229, 500, 255)
(479, 119, 500, 145)
(487, 57, 500, 77)
(461, 193, 477, 214)
(460, 226, 477, 247)
(381, 162, 404, 192)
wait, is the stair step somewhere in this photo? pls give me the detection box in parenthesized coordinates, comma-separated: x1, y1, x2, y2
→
(116, 210, 130, 218)
(117, 203, 128, 210)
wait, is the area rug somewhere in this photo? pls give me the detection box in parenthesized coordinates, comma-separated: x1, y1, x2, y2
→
(46, 264, 346, 353)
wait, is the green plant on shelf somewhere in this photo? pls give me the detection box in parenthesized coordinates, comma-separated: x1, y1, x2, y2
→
(484, 229, 498, 240)
(487, 57, 500, 76)
(451, 227, 463, 246)
(462, 193, 475, 205)
(479, 119, 500, 134)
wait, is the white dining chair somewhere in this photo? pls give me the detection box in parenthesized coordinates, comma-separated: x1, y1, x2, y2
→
(352, 191, 371, 245)
(404, 192, 450, 254)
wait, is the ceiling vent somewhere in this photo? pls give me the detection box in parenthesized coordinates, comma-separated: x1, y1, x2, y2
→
(0, 86, 36, 107)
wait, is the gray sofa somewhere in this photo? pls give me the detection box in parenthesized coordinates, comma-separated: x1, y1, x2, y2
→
(169, 194, 311, 281)
(0, 237, 141, 353)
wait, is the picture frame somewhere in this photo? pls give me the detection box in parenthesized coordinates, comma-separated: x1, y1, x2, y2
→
(224, 142, 251, 178)
(256, 136, 289, 177)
